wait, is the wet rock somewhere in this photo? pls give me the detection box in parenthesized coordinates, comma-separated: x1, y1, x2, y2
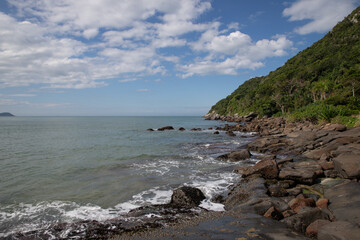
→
(147, 128, 155, 131)
(281, 207, 330, 233)
(179, 127, 185, 131)
(217, 149, 251, 162)
(226, 131, 236, 137)
(213, 131, 220, 135)
(158, 126, 174, 131)
(316, 198, 329, 209)
(289, 198, 315, 213)
(318, 221, 360, 240)
(305, 219, 331, 238)
(264, 206, 284, 220)
(191, 128, 202, 131)
(170, 186, 206, 207)
(333, 153, 360, 179)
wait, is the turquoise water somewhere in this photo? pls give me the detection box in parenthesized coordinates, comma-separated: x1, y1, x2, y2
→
(0, 116, 256, 236)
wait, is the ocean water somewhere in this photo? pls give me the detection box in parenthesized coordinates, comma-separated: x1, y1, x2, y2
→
(0, 116, 256, 237)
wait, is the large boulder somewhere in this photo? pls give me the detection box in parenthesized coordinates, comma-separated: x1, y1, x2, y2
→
(318, 221, 360, 240)
(170, 186, 206, 207)
(217, 150, 251, 162)
(333, 153, 360, 179)
(324, 182, 360, 225)
(305, 219, 331, 238)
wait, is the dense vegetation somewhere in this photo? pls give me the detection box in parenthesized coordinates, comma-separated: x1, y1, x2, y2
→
(209, 7, 360, 126)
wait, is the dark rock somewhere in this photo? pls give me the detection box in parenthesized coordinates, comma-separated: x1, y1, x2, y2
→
(281, 207, 330, 233)
(240, 159, 279, 179)
(213, 131, 220, 135)
(333, 153, 360, 179)
(264, 206, 284, 220)
(179, 127, 185, 131)
(170, 186, 206, 207)
(276, 157, 293, 165)
(217, 150, 251, 162)
(286, 186, 303, 196)
(226, 131, 236, 137)
(324, 170, 339, 178)
(147, 128, 155, 131)
(318, 221, 360, 240)
(303, 193, 320, 202)
(305, 219, 331, 238)
(191, 128, 202, 131)
(268, 184, 288, 197)
(158, 126, 174, 131)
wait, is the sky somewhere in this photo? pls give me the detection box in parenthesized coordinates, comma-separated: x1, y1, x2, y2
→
(0, 0, 359, 116)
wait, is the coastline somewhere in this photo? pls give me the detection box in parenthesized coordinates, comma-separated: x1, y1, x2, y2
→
(4, 116, 360, 239)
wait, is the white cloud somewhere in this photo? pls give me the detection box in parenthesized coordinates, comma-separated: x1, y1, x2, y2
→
(8, 94, 36, 97)
(182, 32, 293, 77)
(283, 0, 357, 35)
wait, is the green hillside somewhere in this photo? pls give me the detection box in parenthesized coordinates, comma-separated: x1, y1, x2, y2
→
(209, 7, 360, 126)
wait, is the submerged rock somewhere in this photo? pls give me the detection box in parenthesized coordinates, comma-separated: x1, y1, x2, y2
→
(170, 186, 206, 207)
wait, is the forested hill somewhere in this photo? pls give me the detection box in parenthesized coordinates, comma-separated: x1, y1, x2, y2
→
(209, 7, 360, 125)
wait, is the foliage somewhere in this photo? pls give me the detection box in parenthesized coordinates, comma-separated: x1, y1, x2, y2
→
(209, 7, 360, 125)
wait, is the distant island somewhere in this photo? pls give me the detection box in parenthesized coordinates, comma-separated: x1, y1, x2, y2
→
(0, 112, 15, 117)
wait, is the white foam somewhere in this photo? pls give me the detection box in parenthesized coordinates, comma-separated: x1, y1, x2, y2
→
(199, 200, 225, 212)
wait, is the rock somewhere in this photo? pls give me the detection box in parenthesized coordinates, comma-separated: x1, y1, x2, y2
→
(226, 131, 236, 137)
(316, 198, 329, 209)
(238, 159, 279, 179)
(170, 186, 206, 207)
(289, 198, 315, 213)
(268, 184, 288, 197)
(281, 207, 330, 233)
(147, 128, 155, 131)
(264, 206, 284, 220)
(158, 126, 174, 131)
(244, 112, 258, 122)
(217, 150, 251, 162)
(305, 219, 331, 238)
(324, 170, 339, 178)
(324, 182, 360, 225)
(318, 221, 360, 240)
(286, 186, 303, 196)
(276, 158, 293, 165)
(179, 127, 185, 131)
(213, 131, 220, 135)
(333, 153, 360, 179)
(322, 123, 347, 132)
(279, 160, 321, 184)
(282, 209, 296, 218)
(191, 128, 202, 131)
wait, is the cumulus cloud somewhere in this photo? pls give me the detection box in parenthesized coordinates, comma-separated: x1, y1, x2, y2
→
(182, 32, 293, 77)
(283, 0, 357, 35)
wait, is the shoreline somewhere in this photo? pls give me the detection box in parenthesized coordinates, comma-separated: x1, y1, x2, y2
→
(4, 116, 360, 239)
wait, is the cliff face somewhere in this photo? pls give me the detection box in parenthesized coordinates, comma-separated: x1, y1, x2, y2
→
(209, 7, 360, 118)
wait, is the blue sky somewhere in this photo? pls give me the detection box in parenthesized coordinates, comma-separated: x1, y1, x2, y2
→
(0, 0, 359, 116)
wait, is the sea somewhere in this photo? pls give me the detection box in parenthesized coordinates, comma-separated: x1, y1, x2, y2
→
(0, 116, 257, 237)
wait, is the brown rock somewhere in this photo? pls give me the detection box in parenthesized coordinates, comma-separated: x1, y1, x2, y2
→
(268, 184, 288, 197)
(318, 221, 360, 240)
(305, 219, 331, 238)
(316, 198, 329, 209)
(322, 123, 347, 132)
(226, 131, 236, 137)
(282, 209, 296, 218)
(289, 198, 315, 213)
(213, 131, 219, 134)
(264, 206, 284, 220)
(179, 127, 185, 131)
(247, 159, 279, 179)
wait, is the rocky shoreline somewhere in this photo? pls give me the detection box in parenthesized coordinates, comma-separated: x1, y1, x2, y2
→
(5, 116, 360, 239)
